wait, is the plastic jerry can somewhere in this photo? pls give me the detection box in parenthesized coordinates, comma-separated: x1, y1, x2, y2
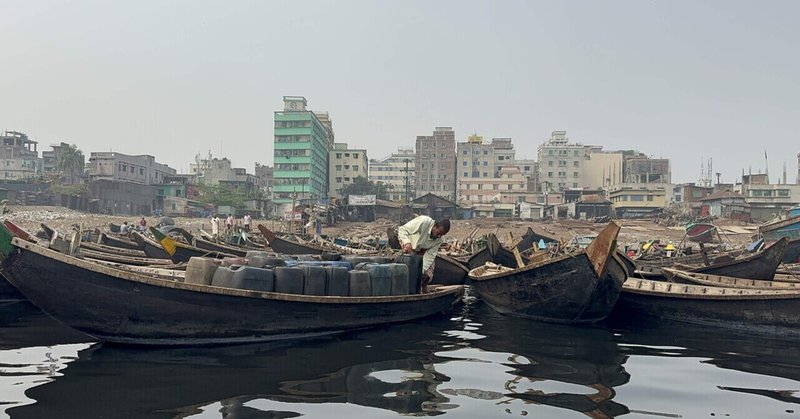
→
(367, 264, 392, 296)
(274, 266, 304, 295)
(325, 266, 349, 296)
(185, 257, 219, 285)
(348, 270, 371, 296)
(301, 266, 327, 296)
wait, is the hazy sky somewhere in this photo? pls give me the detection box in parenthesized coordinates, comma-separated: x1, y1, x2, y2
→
(2, 0, 798, 184)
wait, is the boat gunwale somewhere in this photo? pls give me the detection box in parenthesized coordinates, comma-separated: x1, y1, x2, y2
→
(623, 278, 800, 300)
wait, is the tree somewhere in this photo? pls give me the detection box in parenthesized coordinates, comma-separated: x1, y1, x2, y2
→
(56, 144, 85, 185)
(340, 176, 376, 197)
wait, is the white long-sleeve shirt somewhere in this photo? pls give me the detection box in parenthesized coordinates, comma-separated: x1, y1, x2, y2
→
(397, 215, 444, 274)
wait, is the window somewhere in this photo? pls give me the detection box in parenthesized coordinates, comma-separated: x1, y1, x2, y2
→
(631, 195, 644, 201)
(779, 189, 790, 197)
(483, 172, 488, 177)
(508, 185, 513, 190)
(548, 161, 554, 167)
(524, 166, 530, 171)
(463, 172, 468, 177)
(353, 153, 359, 159)
(493, 184, 498, 190)
(463, 150, 467, 155)
(572, 183, 578, 188)
(140, 168, 144, 175)
(336, 177, 342, 182)
(573, 172, 579, 177)
(344, 177, 350, 182)
(335, 165, 342, 171)
(483, 161, 488, 167)
(462, 161, 467, 166)
(483, 150, 488, 155)
(547, 172, 553, 177)
(647, 195, 654, 201)
(345, 153, 350, 158)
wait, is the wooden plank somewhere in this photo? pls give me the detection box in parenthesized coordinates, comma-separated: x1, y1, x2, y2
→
(512, 247, 524, 268)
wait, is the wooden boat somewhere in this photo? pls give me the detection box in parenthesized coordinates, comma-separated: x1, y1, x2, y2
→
(258, 225, 372, 256)
(432, 253, 469, 286)
(0, 225, 464, 345)
(79, 241, 148, 258)
(79, 248, 175, 266)
(662, 267, 800, 290)
(169, 227, 249, 257)
(672, 237, 787, 281)
(108, 222, 122, 233)
(618, 278, 800, 336)
(97, 231, 141, 250)
(149, 227, 234, 264)
(760, 215, 800, 242)
(685, 222, 717, 243)
(781, 238, 800, 264)
(129, 231, 171, 259)
(468, 221, 622, 324)
(465, 233, 520, 270)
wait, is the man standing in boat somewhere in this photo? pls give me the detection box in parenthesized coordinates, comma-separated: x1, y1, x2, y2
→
(397, 216, 451, 293)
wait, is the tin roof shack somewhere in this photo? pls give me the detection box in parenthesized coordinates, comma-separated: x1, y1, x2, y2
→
(572, 195, 613, 220)
(373, 199, 408, 222)
(411, 193, 458, 220)
(700, 190, 750, 222)
(88, 179, 159, 215)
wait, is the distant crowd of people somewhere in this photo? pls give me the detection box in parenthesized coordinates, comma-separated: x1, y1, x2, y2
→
(209, 213, 252, 240)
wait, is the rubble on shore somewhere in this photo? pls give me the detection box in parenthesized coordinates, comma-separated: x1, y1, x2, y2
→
(2, 205, 760, 250)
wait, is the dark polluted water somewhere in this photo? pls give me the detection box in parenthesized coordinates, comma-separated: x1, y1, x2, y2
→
(2, 298, 800, 418)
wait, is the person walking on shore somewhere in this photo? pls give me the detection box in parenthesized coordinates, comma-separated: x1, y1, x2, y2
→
(211, 214, 220, 241)
(225, 214, 234, 235)
(397, 215, 450, 293)
(243, 213, 252, 232)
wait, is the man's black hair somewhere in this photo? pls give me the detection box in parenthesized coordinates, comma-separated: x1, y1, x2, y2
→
(436, 218, 451, 233)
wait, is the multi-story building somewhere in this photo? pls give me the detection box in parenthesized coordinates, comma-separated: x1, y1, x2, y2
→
(415, 127, 456, 201)
(737, 173, 800, 221)
(513, 158, 539, 192)
(329, 143, 368, 199)
(457, 165, 528, 204)
(0, 131, 42, 181)
(273, 96, 333, 211)
(537, 131, 586, 192)
(582, 147, 623, 190)
(607, 154, 672, 218)
(189, 155, 259, 192)
(368, 147, 416, 202)
(456, 135, 516, 178)
(255, 163, 273, 196)
(87, 152, 175, 185)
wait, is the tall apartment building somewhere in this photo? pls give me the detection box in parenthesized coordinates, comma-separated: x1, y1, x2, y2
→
(328, 143, 368, 199)
(537, 131, 586, 192)
(273, 96, 333, 210)
(0, 130, 42, 181)
(415, 127, 456, 201)
(368, 147, 416, 202)
(456, 135, 517, 202)
(88, 152, 175, 185)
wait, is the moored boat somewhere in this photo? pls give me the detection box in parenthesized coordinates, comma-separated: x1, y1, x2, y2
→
(0, 224, 464, 345)
(149, 227, 235, 263)
(672, 237, 787, 280)
(468, 221, 622, 324)
(618, 278, 800, 336)
(685, 222, 718, 243)
(662, 267, 800, 290)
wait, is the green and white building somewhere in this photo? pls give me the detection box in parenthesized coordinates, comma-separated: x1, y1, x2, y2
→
(273, 96, 333, 213)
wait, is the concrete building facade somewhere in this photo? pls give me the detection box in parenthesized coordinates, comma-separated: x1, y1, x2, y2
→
(88, 152, 175, 185)
(583, 148, 623, 190)
(537, 131, 586, 192)
(368, 147, 416, 202)
(273, 96, 333, 210)
(190, 155, 259, 190)
(328, 142, 368, 199)
(415, 127, 456, 201)
(0, 131, 42, 181)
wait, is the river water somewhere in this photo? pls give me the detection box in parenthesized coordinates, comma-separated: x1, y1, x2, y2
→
(2, 297, 799, 419)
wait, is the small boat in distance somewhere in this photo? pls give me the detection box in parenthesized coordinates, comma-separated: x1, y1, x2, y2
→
(685, 221, 717, 243)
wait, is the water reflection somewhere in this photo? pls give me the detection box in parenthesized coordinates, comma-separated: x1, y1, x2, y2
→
(6, 297, 800, 418)
(0, 301, 94, 415)
(439, 303, 630, 418)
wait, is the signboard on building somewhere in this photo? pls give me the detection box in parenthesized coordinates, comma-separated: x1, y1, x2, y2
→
(348, 195, 376, 206)
(284, 211, 302, 221)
